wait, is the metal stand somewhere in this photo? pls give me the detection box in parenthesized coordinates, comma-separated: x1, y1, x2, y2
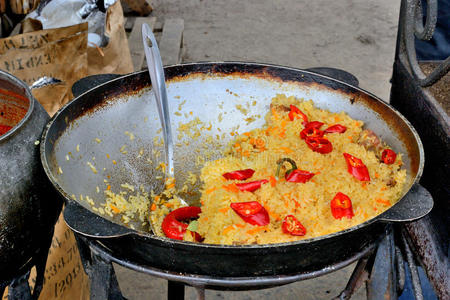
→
(73, 230, 423, 300)
(0, 229, 54, 300)
(390, 0, 449, 299)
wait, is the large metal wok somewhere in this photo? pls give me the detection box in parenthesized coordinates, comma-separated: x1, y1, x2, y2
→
(40, 62, 433, 277)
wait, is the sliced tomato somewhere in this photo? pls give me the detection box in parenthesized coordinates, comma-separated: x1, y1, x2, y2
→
(282, 215, 306, 236)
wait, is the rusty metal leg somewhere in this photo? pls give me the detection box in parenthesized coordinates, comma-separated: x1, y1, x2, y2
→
(193, 286, 205, 300)
(89, 250, 125, 300)
(395, 246, 405, 295)
(403, 217, 448, 299)
(168, 281, 184, 300)
(74, 235, 126, 300)
(335, 256, 372, 300)
(367, 231, 397, 300)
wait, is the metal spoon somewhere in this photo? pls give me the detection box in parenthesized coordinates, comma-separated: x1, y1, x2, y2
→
(142, 23, 187, 235)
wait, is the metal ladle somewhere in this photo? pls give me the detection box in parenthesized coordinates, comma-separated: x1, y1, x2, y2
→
(142, 23, 187, 235)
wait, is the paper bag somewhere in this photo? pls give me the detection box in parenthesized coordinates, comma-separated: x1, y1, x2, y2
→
(38, 214, 90, 300)
(87, 0, 133, 75)
(0, 22, 88, 115)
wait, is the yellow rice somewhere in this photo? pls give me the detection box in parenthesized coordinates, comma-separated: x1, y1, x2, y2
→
(193, 94, 406, 244)
(98, 94, 407, 245)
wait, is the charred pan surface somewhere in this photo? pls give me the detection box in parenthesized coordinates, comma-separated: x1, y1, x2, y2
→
(164, 62, 358, 93)
(55, 62, 422, 197)
(163, 62, 422, 177)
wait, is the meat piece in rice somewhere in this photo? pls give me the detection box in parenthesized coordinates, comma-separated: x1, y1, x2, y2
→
(270, 103, 291, 112)
(358, 129, 383, 155)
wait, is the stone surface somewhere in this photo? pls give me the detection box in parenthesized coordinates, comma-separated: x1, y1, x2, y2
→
(114, 262, 367, 300)
(151, 0, 400, 101)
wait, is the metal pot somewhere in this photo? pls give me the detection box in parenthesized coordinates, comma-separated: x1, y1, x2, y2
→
(0, 70, 62, 281)
(40, 62, 433, 277)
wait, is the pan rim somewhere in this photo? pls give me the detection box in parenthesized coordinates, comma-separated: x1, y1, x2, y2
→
(40, 61, 425, 249)
(0, 70, 35, 141)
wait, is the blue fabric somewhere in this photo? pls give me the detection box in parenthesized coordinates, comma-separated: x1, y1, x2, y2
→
(415, 0, 450, 60)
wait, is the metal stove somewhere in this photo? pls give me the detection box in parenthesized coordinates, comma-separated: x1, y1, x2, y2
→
(72, 224, 437, 300)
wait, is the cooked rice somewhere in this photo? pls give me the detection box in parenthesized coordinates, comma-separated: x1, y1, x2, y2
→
(192, 94, 406, 244)
(94, 94, 406, 245)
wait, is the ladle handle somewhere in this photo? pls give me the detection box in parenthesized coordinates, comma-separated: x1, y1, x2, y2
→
(142, 23, 174, 178)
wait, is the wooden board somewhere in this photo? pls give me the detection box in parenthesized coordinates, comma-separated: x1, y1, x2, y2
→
(127, 16, 156, 71)
(158, 18, 184, 66)
(125, 17, 184, 70)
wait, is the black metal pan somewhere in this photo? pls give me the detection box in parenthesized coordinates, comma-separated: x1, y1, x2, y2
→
(40, 62, 432, 276)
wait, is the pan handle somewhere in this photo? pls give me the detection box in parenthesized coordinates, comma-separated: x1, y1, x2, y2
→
(377, 184, 433, 223)
(63, 200, 134, 238)
(305, 67, 359, 87)
(71, 74, 123, 98)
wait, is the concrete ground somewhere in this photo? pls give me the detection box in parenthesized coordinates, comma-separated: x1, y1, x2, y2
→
(153, 0, 400, 101)
(115, 0, 400, 299)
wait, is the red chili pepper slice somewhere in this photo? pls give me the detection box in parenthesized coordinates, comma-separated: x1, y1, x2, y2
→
(381, 149, 397, 164)
(305, 137, 333, 154)
(330, 192, 354, 219)
(282, 215, 306, 236)
(230, 201, 262, 216)
(235, 179, 268, 192)
(305, 121, 324, 129)
(0, 125, 12, 135)
(300, 127, 324, 140)
(222, 169, 255, 180)
(190, 231, 204, 242)
(230, 201, 269, 226)
(325, 124, 347, 134)
(343, 153, 370, 181)
(288, 104, 308, 125)
(286, 169, 315, 183)
(161, 206, 202, 240)
(276, 158, 315, 183)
